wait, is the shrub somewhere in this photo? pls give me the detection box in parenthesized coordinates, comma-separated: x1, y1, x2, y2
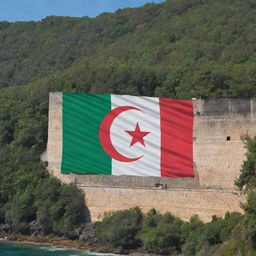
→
(235, 137, 256, 189)
(94, 207, 143, 249)
(139, 209, 183, 250)
(35, 179, 86, 238)
(182, 213, 241, 256)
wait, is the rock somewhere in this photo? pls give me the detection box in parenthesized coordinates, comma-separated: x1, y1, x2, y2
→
(0, 223, 11, 234)
(74, 226, 83, 238)
(29, 220, 44, 236)
(79, 223, 96, 242)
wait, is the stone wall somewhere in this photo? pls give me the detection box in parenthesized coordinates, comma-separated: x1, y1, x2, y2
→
(45, 93, 256, 222)
(194, 98, 256, 190)
(81, 186, 243, 222)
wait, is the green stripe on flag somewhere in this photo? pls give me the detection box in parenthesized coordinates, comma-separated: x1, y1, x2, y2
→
(61, 93, 112, 174)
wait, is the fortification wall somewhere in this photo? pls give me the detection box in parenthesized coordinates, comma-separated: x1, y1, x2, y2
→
(194, 98, 256, 190)
(82, 187, 243, 222)
(45, 93, 256, 222)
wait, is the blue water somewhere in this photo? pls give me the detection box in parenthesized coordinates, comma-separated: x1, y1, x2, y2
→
(0, 241, 102, 256)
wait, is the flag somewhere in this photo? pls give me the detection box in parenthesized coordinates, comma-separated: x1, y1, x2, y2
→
(61, 93, 194, 177)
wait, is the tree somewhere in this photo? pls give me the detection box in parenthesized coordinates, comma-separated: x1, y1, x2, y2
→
(235, 137, 256, 189)
(94, 207, 143, 249)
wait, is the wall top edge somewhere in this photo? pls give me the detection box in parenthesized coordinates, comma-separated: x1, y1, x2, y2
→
(48, 92, 256, 103)
(49, 93, 256, 117)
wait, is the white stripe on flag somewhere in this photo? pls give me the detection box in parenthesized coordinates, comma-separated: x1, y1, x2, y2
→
(111, 95, 161, 176)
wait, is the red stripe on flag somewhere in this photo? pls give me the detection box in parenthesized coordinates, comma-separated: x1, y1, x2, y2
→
(159, 98, 194, 177)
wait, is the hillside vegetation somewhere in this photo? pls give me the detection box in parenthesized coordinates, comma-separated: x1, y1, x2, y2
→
(1, 0, 256, 255)
(1, 0, 256, 98)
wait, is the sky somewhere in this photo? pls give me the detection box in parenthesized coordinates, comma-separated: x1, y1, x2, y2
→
(0, 0, 165, 22)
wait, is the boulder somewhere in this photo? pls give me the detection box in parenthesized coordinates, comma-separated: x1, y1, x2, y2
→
(0, 223, 11, 234)
(79, 223, 96, 242)
(29, 220, 44, 236)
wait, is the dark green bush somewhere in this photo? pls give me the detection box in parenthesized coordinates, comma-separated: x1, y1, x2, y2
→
(139, 209, 183, 250)
(35, 179, 86, 238)
(94, 207, 143, 249)
(182, 213, 242, 256)
(236, 137, 256, 189)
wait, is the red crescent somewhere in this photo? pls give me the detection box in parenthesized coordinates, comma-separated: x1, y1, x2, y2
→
(99, 106, 143, 162)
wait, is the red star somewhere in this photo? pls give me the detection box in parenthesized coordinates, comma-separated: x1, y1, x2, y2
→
(125, 122, 150, 147)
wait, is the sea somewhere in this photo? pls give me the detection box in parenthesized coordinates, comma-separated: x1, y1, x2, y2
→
(0, 241, 111, 256)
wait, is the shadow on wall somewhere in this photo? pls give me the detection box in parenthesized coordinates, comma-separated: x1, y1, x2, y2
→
(83, 204, 92, 223)
(68, 167, 200, 190)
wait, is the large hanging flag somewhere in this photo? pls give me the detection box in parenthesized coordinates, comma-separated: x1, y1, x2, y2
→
(61, 93, 194, 177)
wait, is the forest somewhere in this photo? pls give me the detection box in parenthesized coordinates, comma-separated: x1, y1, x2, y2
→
(0, 0, 256, 255)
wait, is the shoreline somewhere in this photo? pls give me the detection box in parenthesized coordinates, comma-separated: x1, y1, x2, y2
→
(0, 233, 127, 254)
(0, 233, 176, 256)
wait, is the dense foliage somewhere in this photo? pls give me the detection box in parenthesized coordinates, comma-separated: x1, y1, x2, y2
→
(236, 137, 256, 189)
(94, 208, 243, 255)
(0, 82, 87, 237)
(1, 0, 256, 98)
(94, 207, 142, 249)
